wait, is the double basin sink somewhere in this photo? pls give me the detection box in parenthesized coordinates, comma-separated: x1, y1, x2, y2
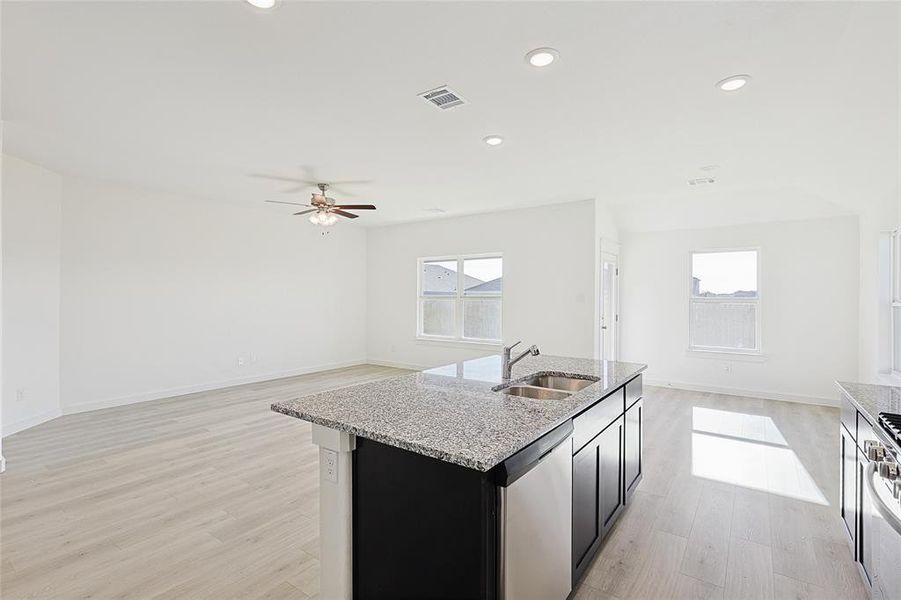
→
(494, 374, 597, 400)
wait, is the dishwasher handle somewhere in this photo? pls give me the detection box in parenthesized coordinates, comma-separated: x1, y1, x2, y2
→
(491, 420, 574, 487)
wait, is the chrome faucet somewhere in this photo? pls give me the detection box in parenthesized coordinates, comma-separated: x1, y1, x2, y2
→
(502, 341, 540, 380)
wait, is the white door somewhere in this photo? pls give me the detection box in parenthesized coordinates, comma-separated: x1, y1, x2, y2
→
(600, 252, 619, 361)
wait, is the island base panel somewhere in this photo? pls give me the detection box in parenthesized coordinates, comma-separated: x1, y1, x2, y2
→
(352, 437, 498, 600)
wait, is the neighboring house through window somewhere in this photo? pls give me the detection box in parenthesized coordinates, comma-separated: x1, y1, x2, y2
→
(689, 249, 760, 354)
(418, 255, 503, 343)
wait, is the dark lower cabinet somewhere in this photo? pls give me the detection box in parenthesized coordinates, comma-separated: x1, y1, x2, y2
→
(858, 447, 874, 587)
(572, 415, 624, 584)
(624, 398, 642, 500)
(840, 424, 857, 553)
(352, 437, 498, 599)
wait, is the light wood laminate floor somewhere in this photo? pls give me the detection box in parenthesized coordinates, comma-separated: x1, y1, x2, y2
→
(1, 367, 866, 600)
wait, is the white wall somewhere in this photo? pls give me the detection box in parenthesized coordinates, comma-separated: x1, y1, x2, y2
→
(2, 154, 62, 435)
(620, 216, 859, 404)
(366, 200, 598, 369)
(58, 176, 368, 413)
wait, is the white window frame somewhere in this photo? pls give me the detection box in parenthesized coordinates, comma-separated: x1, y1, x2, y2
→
(688, 248, 762, 356)
(891, 230, 901, 377)
(416, 253, 503, 345)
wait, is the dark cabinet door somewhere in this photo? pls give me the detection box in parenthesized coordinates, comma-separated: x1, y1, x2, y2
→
(572, 416, 624, 585)
(858, 449, 873, 586)
(624, 398, 642, 500)
(598, 417, 624, 531)
(840, 425, 857, 554)
(572, 435, 600, 577)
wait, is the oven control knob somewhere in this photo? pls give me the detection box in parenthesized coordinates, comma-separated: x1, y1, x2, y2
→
(866, 441, 886, 461)
(879, 460, 899, 480)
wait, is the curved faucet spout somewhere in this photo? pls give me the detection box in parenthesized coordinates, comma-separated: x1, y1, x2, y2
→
(502, 342, 540, 380)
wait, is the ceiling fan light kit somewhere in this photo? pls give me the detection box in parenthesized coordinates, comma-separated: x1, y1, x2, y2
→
(264, 182, 377, 227)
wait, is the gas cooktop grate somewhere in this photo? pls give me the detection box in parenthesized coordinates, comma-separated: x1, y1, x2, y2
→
(879, 412, 901, 446)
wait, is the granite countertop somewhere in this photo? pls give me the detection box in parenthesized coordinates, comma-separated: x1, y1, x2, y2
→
(271, 354, 646, 471)
(837, 380, 901, 425)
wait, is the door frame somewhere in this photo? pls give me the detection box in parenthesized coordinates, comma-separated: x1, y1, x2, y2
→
(595, 238, 620, 361)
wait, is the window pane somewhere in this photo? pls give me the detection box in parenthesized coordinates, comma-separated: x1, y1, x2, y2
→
(690, 301, 757, 350)
(894, 307, 901, 372)
(691, 251, 757, 298)
(463, 257, 503, 295)
(421, 299, 455, 336)
(421, 260, 458, 296)
(463, 298, 501, 340)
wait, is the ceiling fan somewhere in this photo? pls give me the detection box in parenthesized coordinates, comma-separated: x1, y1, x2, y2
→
(264, 183, 376, 226)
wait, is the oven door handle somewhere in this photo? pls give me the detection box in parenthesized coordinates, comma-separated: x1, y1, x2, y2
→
(866, 461, 901, 536)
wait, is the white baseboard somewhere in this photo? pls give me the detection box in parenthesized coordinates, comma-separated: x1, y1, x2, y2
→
(366, 359, 429, 371)
(61, 359, 369, 416)
(2, 408, 64, 437)
(644, 379, 838, 407)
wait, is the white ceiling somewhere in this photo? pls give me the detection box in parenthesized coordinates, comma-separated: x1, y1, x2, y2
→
(3, 1, 898, 228)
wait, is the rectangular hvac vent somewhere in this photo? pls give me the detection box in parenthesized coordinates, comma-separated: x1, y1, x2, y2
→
(419, 86, 466, 110)
(688, 177, 716, 186)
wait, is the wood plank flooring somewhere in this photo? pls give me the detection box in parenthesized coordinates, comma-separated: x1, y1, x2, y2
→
(574, 386, 867, 600)
(1, 368, 867, 600)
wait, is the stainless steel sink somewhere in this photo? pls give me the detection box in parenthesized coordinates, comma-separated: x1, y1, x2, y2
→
(520, 375, 596, 392)
(500, 385, 572, 401)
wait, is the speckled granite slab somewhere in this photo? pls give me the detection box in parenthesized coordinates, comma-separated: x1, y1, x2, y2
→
(837, 381, 901, 426)
(272, 355, 646, 471)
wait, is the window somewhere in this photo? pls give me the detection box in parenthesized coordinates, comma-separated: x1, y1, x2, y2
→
(689, 250, 760, 354)
(418, 255, 503, 343)
(892, 231, 901, 375)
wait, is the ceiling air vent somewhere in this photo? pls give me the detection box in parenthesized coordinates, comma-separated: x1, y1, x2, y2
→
(419, 86, 466, 110)
(688, 177, 716, 186)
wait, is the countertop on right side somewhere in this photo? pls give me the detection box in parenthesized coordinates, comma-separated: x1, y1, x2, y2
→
(836, 380, 901, 425)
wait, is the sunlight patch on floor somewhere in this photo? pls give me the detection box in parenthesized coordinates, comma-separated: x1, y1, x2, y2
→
(691, 407, 828, 505)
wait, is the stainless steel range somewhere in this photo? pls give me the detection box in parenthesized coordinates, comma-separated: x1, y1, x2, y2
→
(862, 412, 901, 600)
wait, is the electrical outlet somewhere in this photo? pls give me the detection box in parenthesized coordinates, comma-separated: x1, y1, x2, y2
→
(323, 449, 338, 483)
(237, 356, 246, 367)
(16, 388, 25, 402)
(723, 362, 733, 373)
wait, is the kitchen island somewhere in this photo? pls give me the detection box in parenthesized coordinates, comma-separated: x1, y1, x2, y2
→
(272, 354, 646, 600)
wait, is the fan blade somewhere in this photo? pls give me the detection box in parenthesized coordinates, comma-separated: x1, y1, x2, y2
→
(330, 179, 372, 185)
(332, 209, 359, 219)
(251, 174, 319, 185)
(333, 204, 376, 210)
(325, 181, 373, 197)
(293, 209, 317, 216)
(265, 200, 310, 207)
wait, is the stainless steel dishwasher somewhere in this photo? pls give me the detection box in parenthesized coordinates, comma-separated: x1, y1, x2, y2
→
(494, 420, 573, 600)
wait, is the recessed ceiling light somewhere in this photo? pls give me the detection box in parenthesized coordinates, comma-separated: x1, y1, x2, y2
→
(246, 0, 277, 8)
(716, 74, 751, 92)
(483, 135, 504, 146)
(525, 48, 559, 68)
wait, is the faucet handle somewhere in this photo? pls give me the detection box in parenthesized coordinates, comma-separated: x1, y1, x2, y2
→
(505, 340, 522, 351)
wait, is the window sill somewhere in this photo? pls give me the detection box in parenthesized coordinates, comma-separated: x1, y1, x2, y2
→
(686, 348, 767, 362)
(415, 336, 503, 349)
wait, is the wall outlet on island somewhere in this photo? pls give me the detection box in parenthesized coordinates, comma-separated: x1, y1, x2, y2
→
(723, 362, 733, 373)
(323, 449, 338, 483)
(16, 388, 26, 402)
